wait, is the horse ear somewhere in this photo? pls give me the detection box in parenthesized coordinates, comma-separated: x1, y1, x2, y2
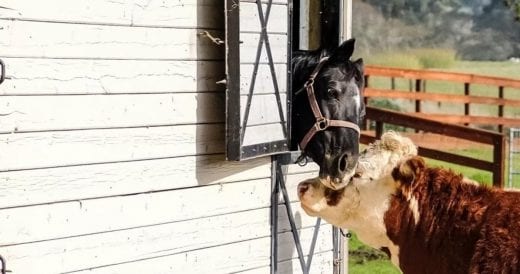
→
(353, 58, 366, 117)
(353, 58, 364, 81)
(329, 38, 356, 62)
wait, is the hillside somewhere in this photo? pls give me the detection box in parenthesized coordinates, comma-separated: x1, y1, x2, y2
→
(353, 0, 520, 61)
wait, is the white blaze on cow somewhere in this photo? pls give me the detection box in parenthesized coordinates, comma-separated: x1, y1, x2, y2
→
(298, 131, 520, 274)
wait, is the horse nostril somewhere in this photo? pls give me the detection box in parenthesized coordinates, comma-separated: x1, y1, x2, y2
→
(338, 153, 349, 173)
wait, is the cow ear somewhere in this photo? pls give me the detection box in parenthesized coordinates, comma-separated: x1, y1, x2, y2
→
(329, 38, 355, 63)
(391, 156, 425, 186)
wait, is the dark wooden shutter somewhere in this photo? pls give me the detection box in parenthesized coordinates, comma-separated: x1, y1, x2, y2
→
(225, 0, 292, 161)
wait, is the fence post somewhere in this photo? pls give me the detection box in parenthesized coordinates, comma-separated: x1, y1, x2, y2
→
(363, 75, 370, 131)
(415, 79, 422, 133)
(375, 121, 383, 139)
(464, 83, 470, 126)
(493, 135, 506, 188)
(415, 79, 421, 113)
(498, 86, 504, 132)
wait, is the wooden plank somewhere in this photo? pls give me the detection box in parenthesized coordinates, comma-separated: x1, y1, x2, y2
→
(0, 0, 224, 28)
(0, 20, 224, 60)
(242, 123, 286, 146)
(241, 93, 287, 125)
(0, 156, 313, 210)
(365, 87, 520, 107)
(418, 147, 494, 172)
(0, 124, 224, 170)
(0, 153, 316, 209)
(240, 32, 288, 63)
(365, 65, 520, 89)
(240, 251, 333, 274)
(130, 0, 225, 29)
(240, 63, 288, 95)
(0, 93, 224, 133)
(411, 112, 520, 127)
(365, 107, 502, 144)
(240, 2, 288, 33)
(65, 228, 331, 274)
(0, 179, 272, 244)
(0, 58, 225, 95)
(2, 206, 330, 274)
(0, 155, 271, 208)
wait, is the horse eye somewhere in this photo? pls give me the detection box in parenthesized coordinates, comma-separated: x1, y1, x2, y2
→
(327, 88, 339, 98)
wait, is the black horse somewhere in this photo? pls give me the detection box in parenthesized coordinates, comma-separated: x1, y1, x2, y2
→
(291, 38, 365, 189)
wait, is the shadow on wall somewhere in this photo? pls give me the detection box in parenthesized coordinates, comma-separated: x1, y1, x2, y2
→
(278, 211, 301, 273)
(194, 0, 226, 185)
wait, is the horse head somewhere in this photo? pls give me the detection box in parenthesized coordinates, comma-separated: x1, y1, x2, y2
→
(292, 38, 365, 189)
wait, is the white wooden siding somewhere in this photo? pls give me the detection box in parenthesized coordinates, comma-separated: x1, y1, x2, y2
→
(0, 58, 224, 95)
(0, 0, 333, 273)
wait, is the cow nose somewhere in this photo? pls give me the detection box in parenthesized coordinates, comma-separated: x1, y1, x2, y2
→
(298, 182, 310, 195)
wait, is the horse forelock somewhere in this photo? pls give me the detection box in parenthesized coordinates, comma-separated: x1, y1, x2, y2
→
(292, 50, 323, 84)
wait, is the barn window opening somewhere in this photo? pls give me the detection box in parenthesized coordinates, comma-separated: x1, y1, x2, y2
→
(224, 0, 348, 161)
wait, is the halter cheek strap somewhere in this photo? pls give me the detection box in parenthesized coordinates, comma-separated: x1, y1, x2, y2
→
(299, 57, 361, 151)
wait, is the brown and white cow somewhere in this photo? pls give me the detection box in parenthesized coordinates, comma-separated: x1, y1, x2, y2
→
(298, 131, 520, 274)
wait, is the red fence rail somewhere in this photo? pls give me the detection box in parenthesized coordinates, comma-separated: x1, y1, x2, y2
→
(364, 65, 520, 132)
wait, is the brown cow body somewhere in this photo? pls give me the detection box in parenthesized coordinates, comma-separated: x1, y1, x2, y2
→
(298, 132, 520, 273)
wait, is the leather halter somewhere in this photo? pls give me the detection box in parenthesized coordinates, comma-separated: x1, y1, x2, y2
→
(299, 57, 361, 151)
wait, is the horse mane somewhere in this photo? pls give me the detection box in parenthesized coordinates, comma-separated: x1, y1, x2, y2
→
(291, 48, 330, 91)
(291, 47, 363, 95)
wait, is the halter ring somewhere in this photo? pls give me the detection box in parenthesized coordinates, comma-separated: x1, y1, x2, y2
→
(304, 79, 314, 88)
(315, 118, 329, 131)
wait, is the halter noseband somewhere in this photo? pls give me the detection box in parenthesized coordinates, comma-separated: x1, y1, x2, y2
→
(299, 57, 361, 151)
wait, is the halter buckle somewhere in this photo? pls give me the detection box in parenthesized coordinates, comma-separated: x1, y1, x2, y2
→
(304, 78, 314, 88)
(315, 117, 329, 131)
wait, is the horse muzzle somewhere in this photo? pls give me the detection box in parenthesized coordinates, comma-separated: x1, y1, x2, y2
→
(319, 152, 358, 190)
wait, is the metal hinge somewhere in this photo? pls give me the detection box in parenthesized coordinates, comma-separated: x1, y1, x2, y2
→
(0, 255, 11, 273)
(0, 59, 5, 85)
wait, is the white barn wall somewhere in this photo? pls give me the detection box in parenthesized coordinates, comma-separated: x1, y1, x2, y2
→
(0, 0, 333, 273)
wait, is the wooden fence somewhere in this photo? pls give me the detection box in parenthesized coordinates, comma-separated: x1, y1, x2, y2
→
(364, 65, 520, 132)
(361, 65, 520, 187)
(361, 107, 506, 187)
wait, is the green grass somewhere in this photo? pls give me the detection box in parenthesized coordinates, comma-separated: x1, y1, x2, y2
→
(446, 61, 520, 79)
(365, 48, 456, 69)
(411, 48, 456, 69)
(425, 147, 493, 185)
(348, 233, 401, 274)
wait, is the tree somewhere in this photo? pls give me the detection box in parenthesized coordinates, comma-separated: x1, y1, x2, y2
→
(504, 0, 520, 20)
